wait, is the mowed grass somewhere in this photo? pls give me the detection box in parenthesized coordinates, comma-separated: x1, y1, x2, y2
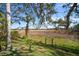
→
(0, 35, 79, 56)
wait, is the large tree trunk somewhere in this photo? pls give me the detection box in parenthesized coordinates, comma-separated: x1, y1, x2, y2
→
(66, 3, 77, 30)
(6, 3, 12, 50)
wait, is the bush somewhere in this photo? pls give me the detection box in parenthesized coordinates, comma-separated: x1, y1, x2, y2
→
(21, 36, 27, 39)
(11, 30, 20, 40)
(73, 23, 79, 35)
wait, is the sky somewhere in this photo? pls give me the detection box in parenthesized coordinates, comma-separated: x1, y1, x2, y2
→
(11, 3, 79, 29)
(11, 3, 67, 29)
(0, 3, 79, 29)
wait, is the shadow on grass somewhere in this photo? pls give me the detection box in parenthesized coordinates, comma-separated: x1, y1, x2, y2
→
(0, 49, 21, 56)
(33, 41, 79, 56)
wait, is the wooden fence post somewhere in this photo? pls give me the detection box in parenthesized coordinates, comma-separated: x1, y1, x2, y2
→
(45, 37, 47, 45)
(51, 38, 54, 46)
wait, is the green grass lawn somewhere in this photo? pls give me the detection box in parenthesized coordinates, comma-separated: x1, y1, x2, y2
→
(0, 35, 79, 56)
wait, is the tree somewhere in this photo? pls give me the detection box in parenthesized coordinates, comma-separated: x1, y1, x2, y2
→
(58, 18, 66, 29)
(73, 23, 79, 34)
(11, 3, 56, 36)
(32, 3, 57, 29)
(6, 3, 12, 50)
(0, 12, 6, 51)
(24, 14, 34, 37)
(62, 3, 77, 30)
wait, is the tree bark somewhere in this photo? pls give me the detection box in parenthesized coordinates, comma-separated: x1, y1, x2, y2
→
(66, 3, 77, 29)
(6, 3, 12, 50)
(25, 22, 29, 37)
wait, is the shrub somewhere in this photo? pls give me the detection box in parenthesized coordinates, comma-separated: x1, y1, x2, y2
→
(26, 39, 34, 51)
(73, 23, 79, 34)
(11, 30, 20, 40)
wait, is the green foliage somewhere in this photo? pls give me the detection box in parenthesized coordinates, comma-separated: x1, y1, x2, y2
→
(0, 12, 5, 18)
(0, 12, 6, 50)
(58, 18, 66, 25)
(73, 23, 79, 35)
(21, 36, 27, 39)
(11, 30, 20, 40)
(26, 39, 34, 51)
(74, 23, 79, 30)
